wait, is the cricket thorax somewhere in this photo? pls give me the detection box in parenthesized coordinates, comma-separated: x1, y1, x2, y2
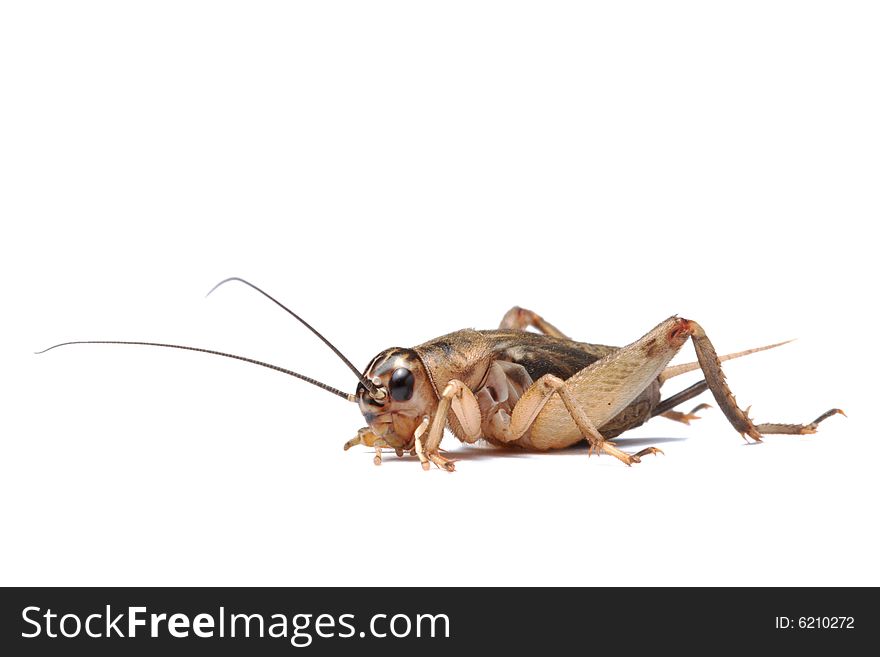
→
(355, 348, 438, 449)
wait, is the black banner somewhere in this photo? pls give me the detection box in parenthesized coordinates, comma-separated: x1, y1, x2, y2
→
(1, 587, 873, 655)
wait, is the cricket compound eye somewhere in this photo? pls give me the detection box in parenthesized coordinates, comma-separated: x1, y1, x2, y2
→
(389, 367, 415, 402)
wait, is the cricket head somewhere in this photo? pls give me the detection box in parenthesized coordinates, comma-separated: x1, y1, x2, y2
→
(352, 348, 438, 450)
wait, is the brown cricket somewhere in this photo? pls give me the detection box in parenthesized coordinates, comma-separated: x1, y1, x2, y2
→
(39, 277, 843, 471)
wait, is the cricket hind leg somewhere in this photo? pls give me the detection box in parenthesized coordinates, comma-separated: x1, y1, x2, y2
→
(754, 408, 846, 435)
(652, 379, 711, 425)
(499, 306, 569, 338)
(685, 320, 843, 440)
(660, 404, 711, 425)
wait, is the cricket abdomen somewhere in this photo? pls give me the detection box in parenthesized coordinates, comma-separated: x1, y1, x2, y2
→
(595, 380, 660, 438)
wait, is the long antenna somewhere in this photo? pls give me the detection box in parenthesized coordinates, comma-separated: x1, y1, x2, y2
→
(35, 340, 356, 402)
(207, 277, 383, 398)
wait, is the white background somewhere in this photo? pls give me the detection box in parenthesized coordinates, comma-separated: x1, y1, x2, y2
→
(2, 2, 877, 587)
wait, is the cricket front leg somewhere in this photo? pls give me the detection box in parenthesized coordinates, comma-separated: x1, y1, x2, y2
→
(685, 320, 844, 440)
(499, 306, 569, 338)
(343, 427, 389, 465)
(420, 379, 483, 472)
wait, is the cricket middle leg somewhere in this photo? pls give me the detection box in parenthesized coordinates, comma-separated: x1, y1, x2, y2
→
(483, 373, 662, 466)
(499, 306, 570, 339)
